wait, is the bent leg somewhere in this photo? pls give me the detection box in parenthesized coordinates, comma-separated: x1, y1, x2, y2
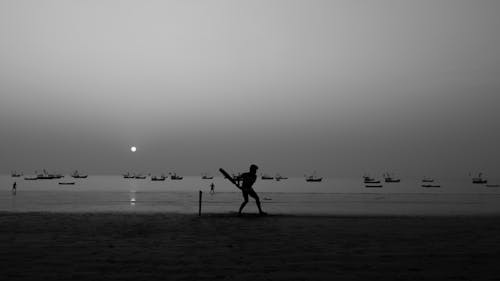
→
(239, 191, 249, 214)
(248, 189, 265, 214)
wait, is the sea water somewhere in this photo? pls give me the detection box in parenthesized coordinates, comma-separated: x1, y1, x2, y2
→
(2, 175, 500, 215)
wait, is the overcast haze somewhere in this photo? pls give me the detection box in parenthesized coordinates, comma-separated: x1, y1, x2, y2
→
(1, 0, 499, 177)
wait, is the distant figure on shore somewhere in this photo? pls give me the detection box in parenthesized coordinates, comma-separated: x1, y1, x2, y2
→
(210, 182, 215, 195)
(12, 182, 17, 195)
(238, 164, 266, 215)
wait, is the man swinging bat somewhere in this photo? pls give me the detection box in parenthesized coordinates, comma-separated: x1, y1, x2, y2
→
(219, 164, 267, 215)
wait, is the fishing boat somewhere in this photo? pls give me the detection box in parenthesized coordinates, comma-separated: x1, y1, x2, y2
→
(363, 175, 380, 184)
(37, 170, 64, 180)
(261, 174, 274, 180)
(71, 170, 88, 179)
(47, 170, 64, 179)
(58, 182, 75, 185)
(305, 172, 322, 182)
(473, 178, 487, 184)
(422, 177, 434, 183)
(170, 173, 183, 180)
(123, 172, 134, 179)
(11, 171, 23, 177)
(275, 174, 288, 181)
(201, 173, 214, 180)
(422, 184, 441, 188)
(37, 174, 54, 180)
(383, 173, 400, 183)
(306, 177, 322, 182)
(151, 174, 166, 181)
(24, 176, 38, 181)
(365, 184, 383, 188)
(134, 174, 147, 179)
(472, 173, 487, 184)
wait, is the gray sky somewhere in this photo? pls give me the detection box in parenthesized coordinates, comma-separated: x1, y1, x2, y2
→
(1, 0, 499, 177)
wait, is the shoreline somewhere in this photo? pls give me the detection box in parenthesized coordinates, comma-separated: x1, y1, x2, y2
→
(5, 210, 500, 217)
(4, 191, 500, 215)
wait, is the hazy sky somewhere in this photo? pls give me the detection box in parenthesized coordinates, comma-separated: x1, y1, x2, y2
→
(1, 0, 499, 177)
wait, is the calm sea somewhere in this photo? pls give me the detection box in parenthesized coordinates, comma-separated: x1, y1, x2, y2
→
(2, 175, 500, 215)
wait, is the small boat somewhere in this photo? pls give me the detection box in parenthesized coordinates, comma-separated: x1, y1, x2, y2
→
(422, 177, 434, 183)
(151, 175, 166, 181)
(170, 173, 183, 180)
(37, 174, 54, 180)
(71, 170, 88, 179)
(365, 184, 383, 188)
(306, 178, 322, 182)
(24, 177, 38, 181)
(472, 173, 487, 184)
(472, 179, 487, 184)
(123, 172, 134, 179)
(305, 172, 322, 182)
(275, 174, 288, 181)
(134, 174, 147, 179)
(486, 184, 499, 188)
(385, 178, 400, 183)
(383, 173, 400, 183)
(37, 170, 64, 180)
(261, 174, 274, 180)
(11, 171, 23, 177)
(422, 184, 441, 188)
(363, 175, 380, 184)
(59, 182, 75, 185)
(201, 173, 214, 180)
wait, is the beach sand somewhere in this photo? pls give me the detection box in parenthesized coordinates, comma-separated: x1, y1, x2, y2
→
(1, 212, 500, 280)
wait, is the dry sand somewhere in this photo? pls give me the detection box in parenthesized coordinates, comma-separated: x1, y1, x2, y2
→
(1, 212, 500, 280)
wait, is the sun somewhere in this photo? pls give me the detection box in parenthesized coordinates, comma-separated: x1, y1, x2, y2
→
(130, 146, 137, 152)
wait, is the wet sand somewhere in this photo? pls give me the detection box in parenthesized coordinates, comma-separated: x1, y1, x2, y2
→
(1, 212, 500, 280)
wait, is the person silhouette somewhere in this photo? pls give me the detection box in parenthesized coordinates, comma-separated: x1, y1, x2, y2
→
(238, 164, 266, 215)
(210, 182, 215, 195)
(12, 182, 17, 195)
